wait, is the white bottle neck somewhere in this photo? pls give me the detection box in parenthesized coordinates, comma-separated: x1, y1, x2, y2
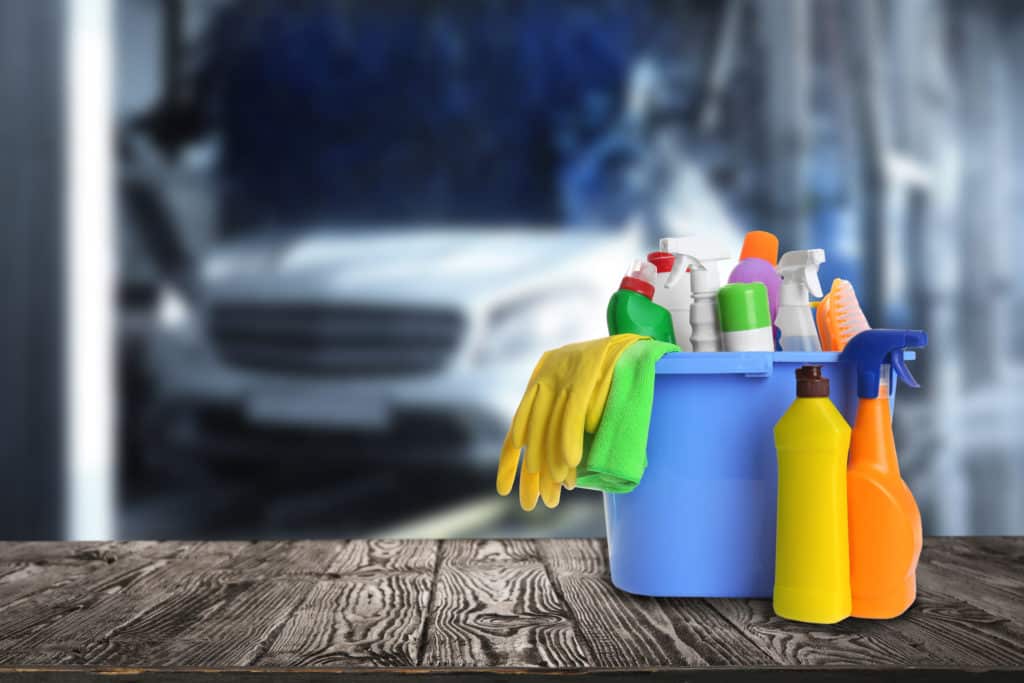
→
(779, 281, 808, 307)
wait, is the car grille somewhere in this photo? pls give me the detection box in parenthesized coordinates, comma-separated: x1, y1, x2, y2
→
(207, 303, 464, 376)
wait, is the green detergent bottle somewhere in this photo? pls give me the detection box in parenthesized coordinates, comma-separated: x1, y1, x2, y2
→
(607, 260, 676, 344)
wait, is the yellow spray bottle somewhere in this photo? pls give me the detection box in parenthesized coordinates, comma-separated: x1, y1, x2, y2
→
(773, 365, 852, 624)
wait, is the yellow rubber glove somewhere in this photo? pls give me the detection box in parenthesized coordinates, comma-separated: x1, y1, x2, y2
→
(496, 334, 647, 510)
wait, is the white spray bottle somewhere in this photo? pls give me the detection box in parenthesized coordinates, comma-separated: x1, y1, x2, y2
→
(660, 235, 730, 352)
(776, 249, 826, 352)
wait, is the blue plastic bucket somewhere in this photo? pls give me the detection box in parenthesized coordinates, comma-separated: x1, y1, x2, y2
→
(603, 351, 910, 598)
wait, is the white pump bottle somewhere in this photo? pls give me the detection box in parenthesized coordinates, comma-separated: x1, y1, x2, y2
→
(776, 249, 826, 352)
(660, 235, 730, 353)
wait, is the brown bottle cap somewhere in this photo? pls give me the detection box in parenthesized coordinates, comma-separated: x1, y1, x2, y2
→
(796, 365, 829, 398)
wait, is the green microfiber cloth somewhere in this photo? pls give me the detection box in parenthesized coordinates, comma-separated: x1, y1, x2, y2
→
(575, 339, 678, 493)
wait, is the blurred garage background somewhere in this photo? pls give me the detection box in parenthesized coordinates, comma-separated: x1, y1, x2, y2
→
(2, 0, 1022, 540)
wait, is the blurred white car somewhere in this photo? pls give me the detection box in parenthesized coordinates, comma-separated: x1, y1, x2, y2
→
(145, 226, 644, 470)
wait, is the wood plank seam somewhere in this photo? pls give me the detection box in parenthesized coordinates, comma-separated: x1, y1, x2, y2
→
(536, 541, 597, 663)
(896, 588, 1024, 666)
(240, 541, 356, 667)
(0, 540, 227, 659)
(699, 576, 1017, 668)
(243, 584, 321, 667)
(251, 539, 437, 668)
(0, 547, 162, 611)
(0, 538, 1022, 673)
(240, 544, 356, 667)
(420, 539, 591, 668)
(68, 544, 257, 664)
(916, 561, 1024, 626)
(0, 557, 177, 658)
(537, 539, 763, 668)
(413, 539, 443, 667)
(700, 598, 783, 663)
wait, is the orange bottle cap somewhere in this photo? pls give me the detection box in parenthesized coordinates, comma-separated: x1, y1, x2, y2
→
(739, 230, 779, 266)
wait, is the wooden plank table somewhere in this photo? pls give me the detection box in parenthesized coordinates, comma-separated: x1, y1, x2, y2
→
(0, 538, 1021, 681)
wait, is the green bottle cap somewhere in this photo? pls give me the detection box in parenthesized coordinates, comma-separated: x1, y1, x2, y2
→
(718, 282, 771, 332)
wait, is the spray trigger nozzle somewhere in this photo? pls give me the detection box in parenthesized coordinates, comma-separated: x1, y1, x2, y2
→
(806, 271, 823, 298)
(665, 254, 703, 289)
(659, 235, 730, 290)
(840, 329, 927, 398)
(777, 249, 825, 300)
(891, 351, 918, 389)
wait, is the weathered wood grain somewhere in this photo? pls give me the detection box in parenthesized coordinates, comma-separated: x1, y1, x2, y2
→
(0, 561, 98, 607)
(0, 557, 178, 659)
(0, 541, 207, 566)
(257, 539, 437, 668)
(537, 538, 774, 667)
(882, 588, 1024, 667)
(706, 594, 959, 668)
(0, 537, 1020, 679)
(706, 573, 1024, 670)
(66, 572, 257, 666)
(74, 541, 348, 667)
(923, 538, 1024, 598)
(918, 558, 1024, 625)
(1, 667, 1020, 682)
(0, 542, 199, 608)
(0, 543, 257, 665)
(923, 537, 1024, 576)
(420, 539, 590, 668)
(0, 542, 123, 565)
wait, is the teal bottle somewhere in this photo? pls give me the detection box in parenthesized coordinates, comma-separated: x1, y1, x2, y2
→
(607, 262, 676, 343)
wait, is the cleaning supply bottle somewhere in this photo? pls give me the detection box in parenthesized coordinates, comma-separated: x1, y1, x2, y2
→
(840, 329, 928, 619)
(607, 260, 676, 343)
(776, 249, 826, 351)
(660, 235, 730, 352)
(773, 365, 852, 624)
(647, 252, 692, 350)
(717, 283, 774, 351)
(728, 230, 782, 322)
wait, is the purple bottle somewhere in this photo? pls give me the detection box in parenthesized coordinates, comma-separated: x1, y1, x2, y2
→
(728, 230, 782, 322)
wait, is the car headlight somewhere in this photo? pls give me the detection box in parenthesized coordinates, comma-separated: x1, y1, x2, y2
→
(202, 250, 276, 282)
(477, 290, 604, 364)
(155, 285, 195, 332)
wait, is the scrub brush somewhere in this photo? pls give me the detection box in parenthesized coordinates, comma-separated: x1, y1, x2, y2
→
(816, 278, 870, 351)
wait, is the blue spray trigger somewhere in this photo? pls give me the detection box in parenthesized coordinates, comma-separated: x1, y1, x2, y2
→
(839, 329, 927, 398)
(890, 351, 918, 389)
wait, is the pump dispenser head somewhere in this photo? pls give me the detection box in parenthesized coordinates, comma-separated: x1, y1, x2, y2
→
(795, 365, 829, 398)
(840, 329, 928, 398)
(739, 230, 779, 266)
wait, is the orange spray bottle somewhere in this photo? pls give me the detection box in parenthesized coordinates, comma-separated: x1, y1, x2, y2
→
(840, 330, 928, 619)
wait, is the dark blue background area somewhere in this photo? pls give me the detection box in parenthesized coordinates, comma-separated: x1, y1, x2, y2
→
(199, 1, 648, 229)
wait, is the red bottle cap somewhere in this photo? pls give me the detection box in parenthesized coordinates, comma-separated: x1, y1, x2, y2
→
(647, 251, 675, 273)
(620, 276, 655, 299)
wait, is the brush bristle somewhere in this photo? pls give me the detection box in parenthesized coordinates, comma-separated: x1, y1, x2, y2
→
(820, 278, 870, 351)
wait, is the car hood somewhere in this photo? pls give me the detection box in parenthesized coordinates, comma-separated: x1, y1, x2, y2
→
(201, 227, 633, 306)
